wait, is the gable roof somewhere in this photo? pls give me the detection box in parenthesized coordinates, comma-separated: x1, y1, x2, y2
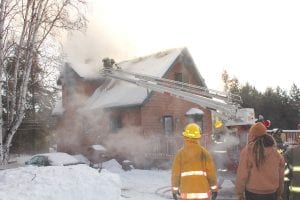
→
(58, 62, 104, 86)
(81, 48, 206, 111)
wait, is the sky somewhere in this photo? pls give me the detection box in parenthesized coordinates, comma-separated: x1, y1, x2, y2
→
(0, 156, 235, 200)
(63, 0, 300, 92)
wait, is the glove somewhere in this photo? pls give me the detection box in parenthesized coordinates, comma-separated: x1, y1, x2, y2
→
(211, 192, 218, 200)
(172, 192, 178, 200)
(172, 187, 179, 199)
(237, 193, 245, 200)
(172, 188, 179, 195)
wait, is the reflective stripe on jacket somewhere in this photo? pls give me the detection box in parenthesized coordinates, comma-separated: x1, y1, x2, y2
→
(284, 145, 300, 195)
(289, 186, 300, 193)
(181, 192, 210, 199)
(171, 138, 218, 198)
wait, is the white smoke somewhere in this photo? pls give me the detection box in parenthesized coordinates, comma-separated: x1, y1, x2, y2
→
(209, 130, 241, 171)
(102, 126, 155, 167)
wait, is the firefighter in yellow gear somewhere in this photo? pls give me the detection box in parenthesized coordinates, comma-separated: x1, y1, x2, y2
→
(284, 134, 300, 200)
(171, 123, 218, 200)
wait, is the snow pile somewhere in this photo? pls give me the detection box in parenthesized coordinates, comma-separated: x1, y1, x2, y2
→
(0, 156, 237, 200)
(41, 152, 80, 165)
(120, 169, 171, 200)
(222, 179, 235, 188)
(73, 154, 91, 165)
(102, 159, 124, 174)
(0, 165, 121, 200)
(12, 154, 32, 164)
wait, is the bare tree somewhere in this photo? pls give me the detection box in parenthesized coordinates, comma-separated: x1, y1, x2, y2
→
(0, 0, 87, 164)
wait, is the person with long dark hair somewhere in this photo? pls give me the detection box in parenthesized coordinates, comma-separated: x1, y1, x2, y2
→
(236, 122, 285, 200)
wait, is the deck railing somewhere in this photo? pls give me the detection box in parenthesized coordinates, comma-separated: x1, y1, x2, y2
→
(267, 129, 300, 143)
(144, 134, 211, 160)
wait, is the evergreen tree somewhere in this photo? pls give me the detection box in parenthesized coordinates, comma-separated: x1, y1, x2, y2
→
(221, 72, 300, 129)
(289, 84, 300, 128)
(239, 83, 263, 110)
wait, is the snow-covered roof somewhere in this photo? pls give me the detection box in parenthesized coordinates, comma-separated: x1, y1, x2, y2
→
(117, 48, 183, 77)
(65, 62, 101, 79)
(83, 82, 148, 110)
(83, 48, 189, 110)
(185, 108, 204, 115)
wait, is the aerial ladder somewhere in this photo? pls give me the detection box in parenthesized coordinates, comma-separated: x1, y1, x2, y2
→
(100, 58, 243, 123)
(100, 58, 255, 190)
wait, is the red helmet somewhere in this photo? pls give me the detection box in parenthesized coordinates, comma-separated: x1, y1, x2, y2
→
(263, 120, 271, 128)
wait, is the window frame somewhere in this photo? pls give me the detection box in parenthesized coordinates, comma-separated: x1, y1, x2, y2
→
(174, 72, 183, 82)
(110, 116, 122, 133)
(162, 115, 174, 135)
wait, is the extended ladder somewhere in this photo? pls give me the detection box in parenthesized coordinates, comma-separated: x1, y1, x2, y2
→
(100, 58, 242, 120)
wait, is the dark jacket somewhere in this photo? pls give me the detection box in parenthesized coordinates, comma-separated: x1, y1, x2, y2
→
(284, 145, 300, 199)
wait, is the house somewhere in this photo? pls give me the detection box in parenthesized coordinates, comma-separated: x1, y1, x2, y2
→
(53, 47, 214, 166)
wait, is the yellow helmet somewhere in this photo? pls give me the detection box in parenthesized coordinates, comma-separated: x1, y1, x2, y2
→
(182, 123, 202, 139)
(214, 119, 223, 129)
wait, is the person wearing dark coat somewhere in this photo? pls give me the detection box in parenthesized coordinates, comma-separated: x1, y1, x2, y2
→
(284, 135, 300, 200)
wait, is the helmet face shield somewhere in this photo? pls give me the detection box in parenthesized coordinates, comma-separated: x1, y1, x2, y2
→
(182, 123, 201, 139)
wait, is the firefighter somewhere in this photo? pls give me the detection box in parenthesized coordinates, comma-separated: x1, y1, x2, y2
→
(271, 128, 286, 154)
(236, 122, 285, 200)
(171, 123, 218, 200)
(283, 162, 291, 200)
(284, 134, 300, 200)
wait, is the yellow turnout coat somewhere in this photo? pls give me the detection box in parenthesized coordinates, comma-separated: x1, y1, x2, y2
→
(171, 138, 218, 199)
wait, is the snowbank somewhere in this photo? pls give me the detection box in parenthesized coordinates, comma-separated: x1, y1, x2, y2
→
(0, 165, 121, 200)
(102, 159, 124, 174)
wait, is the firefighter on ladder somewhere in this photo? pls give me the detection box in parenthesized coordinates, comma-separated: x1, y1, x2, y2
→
(171, 123, 218, 200)
(284, 134, 300, 200)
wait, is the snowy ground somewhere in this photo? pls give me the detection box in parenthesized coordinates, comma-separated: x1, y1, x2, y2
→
(0, 155, 236, 200)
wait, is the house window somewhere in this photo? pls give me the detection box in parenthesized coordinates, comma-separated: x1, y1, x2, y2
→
(110, 116, 122, 133)
(162, 115, 174, 135)
(174, 73, 183, 82)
